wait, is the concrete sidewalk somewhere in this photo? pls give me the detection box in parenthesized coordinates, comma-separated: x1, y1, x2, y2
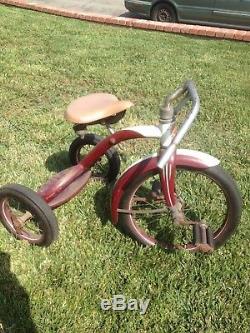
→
(29, 0, 127, 16)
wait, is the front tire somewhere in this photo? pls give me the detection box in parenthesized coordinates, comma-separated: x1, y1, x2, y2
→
(151, 3, 177, 22)
(118, 165, 242, 251)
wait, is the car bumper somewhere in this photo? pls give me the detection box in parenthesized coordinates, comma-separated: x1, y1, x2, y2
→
(124, 0, 151, 17)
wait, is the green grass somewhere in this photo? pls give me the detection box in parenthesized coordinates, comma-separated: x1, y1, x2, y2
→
(0, 5, 249, 333)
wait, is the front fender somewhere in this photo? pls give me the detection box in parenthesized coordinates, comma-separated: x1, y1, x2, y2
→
(176, 149, 220, 169)
(111, 149, 220, 225)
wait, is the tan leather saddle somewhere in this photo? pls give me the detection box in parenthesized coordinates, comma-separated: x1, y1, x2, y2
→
(64, 93, 133, 125)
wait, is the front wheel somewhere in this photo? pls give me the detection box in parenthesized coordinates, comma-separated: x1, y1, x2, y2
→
(151, 3, 177, 22)
(118, 165, 242, 251)
(0, 184, 59, 247)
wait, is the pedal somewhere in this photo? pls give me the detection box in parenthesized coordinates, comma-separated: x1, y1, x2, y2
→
(193, 223, 214, 253)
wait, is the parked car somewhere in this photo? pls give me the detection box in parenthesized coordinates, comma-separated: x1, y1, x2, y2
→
(124, 0, 250, 30)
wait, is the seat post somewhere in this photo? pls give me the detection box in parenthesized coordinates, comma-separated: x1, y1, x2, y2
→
(105, 123, 115, 135)
(105, 124, 125, 151)
(73, 124, 87, 139)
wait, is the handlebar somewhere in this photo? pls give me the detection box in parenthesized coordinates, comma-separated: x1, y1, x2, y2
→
(157, 80, 200, 169)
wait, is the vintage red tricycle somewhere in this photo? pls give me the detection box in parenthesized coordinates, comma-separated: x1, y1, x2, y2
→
(0, 81, 242, 253)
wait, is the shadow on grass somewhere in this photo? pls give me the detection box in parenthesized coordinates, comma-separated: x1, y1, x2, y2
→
(0, 252, 37, 333)
(93, 185, 112, 226)
(45, 150, 71, 173)
(119, 12, 148, 19)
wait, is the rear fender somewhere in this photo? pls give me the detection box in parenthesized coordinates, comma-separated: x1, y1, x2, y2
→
(111, 149, 220, 224)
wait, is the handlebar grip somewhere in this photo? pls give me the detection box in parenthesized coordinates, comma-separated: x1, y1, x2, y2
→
(163, 80, 198, 108)
(160, 80, 199, 121)
(184, 80, 199, 104)
(162, 86, 186, 108)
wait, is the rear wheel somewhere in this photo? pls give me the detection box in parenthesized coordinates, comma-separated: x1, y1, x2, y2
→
(118, 165, 242, 251)
(0, 184, 59, 247)
(69, 134, 120, 182)
(151, 3, 177, 22)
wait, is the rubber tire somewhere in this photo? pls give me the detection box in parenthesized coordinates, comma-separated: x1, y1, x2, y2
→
(69, 134, 120, 183)
(151, 3, 177, 22)
(118, 165, 242, 250)
(0, 184, 59, 247)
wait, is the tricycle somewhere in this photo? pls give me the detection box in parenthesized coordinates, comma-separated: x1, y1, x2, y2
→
(0, 81, 242, 253)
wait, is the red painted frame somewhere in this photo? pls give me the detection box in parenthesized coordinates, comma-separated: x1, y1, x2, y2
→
(38, 127, 213, 226)
(38, 130, 146, 205)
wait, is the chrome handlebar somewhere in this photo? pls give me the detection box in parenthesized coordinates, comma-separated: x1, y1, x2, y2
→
(157, 80, 200, 169)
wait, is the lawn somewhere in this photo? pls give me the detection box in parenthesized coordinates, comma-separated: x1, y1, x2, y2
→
(0, 5, 249, 333)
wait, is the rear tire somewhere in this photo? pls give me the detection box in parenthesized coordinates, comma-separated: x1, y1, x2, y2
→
(69, 134, 120, 182)
(151, 3, 177, 22)
(0, 184, 59, 247)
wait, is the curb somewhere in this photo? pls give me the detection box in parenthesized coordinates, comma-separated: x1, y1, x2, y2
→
(1, 0, 250, 41)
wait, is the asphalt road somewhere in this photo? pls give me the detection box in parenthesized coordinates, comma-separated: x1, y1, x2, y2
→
(30, 0, 139, 17)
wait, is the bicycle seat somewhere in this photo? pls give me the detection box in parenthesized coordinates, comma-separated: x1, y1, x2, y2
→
(65, 93, 133, 125)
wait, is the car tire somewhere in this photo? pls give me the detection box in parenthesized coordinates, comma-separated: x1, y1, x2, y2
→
(151, 3, 177, 22)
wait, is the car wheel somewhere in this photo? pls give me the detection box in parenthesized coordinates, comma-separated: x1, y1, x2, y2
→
(151, 3, 177, 22)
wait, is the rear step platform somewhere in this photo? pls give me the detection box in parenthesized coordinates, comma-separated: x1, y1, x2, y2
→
(38, 166, 92, 209)
(193, 223, 214, 253)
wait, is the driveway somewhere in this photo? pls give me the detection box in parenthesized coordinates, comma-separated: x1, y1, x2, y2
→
(30, 0, 140, 17)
